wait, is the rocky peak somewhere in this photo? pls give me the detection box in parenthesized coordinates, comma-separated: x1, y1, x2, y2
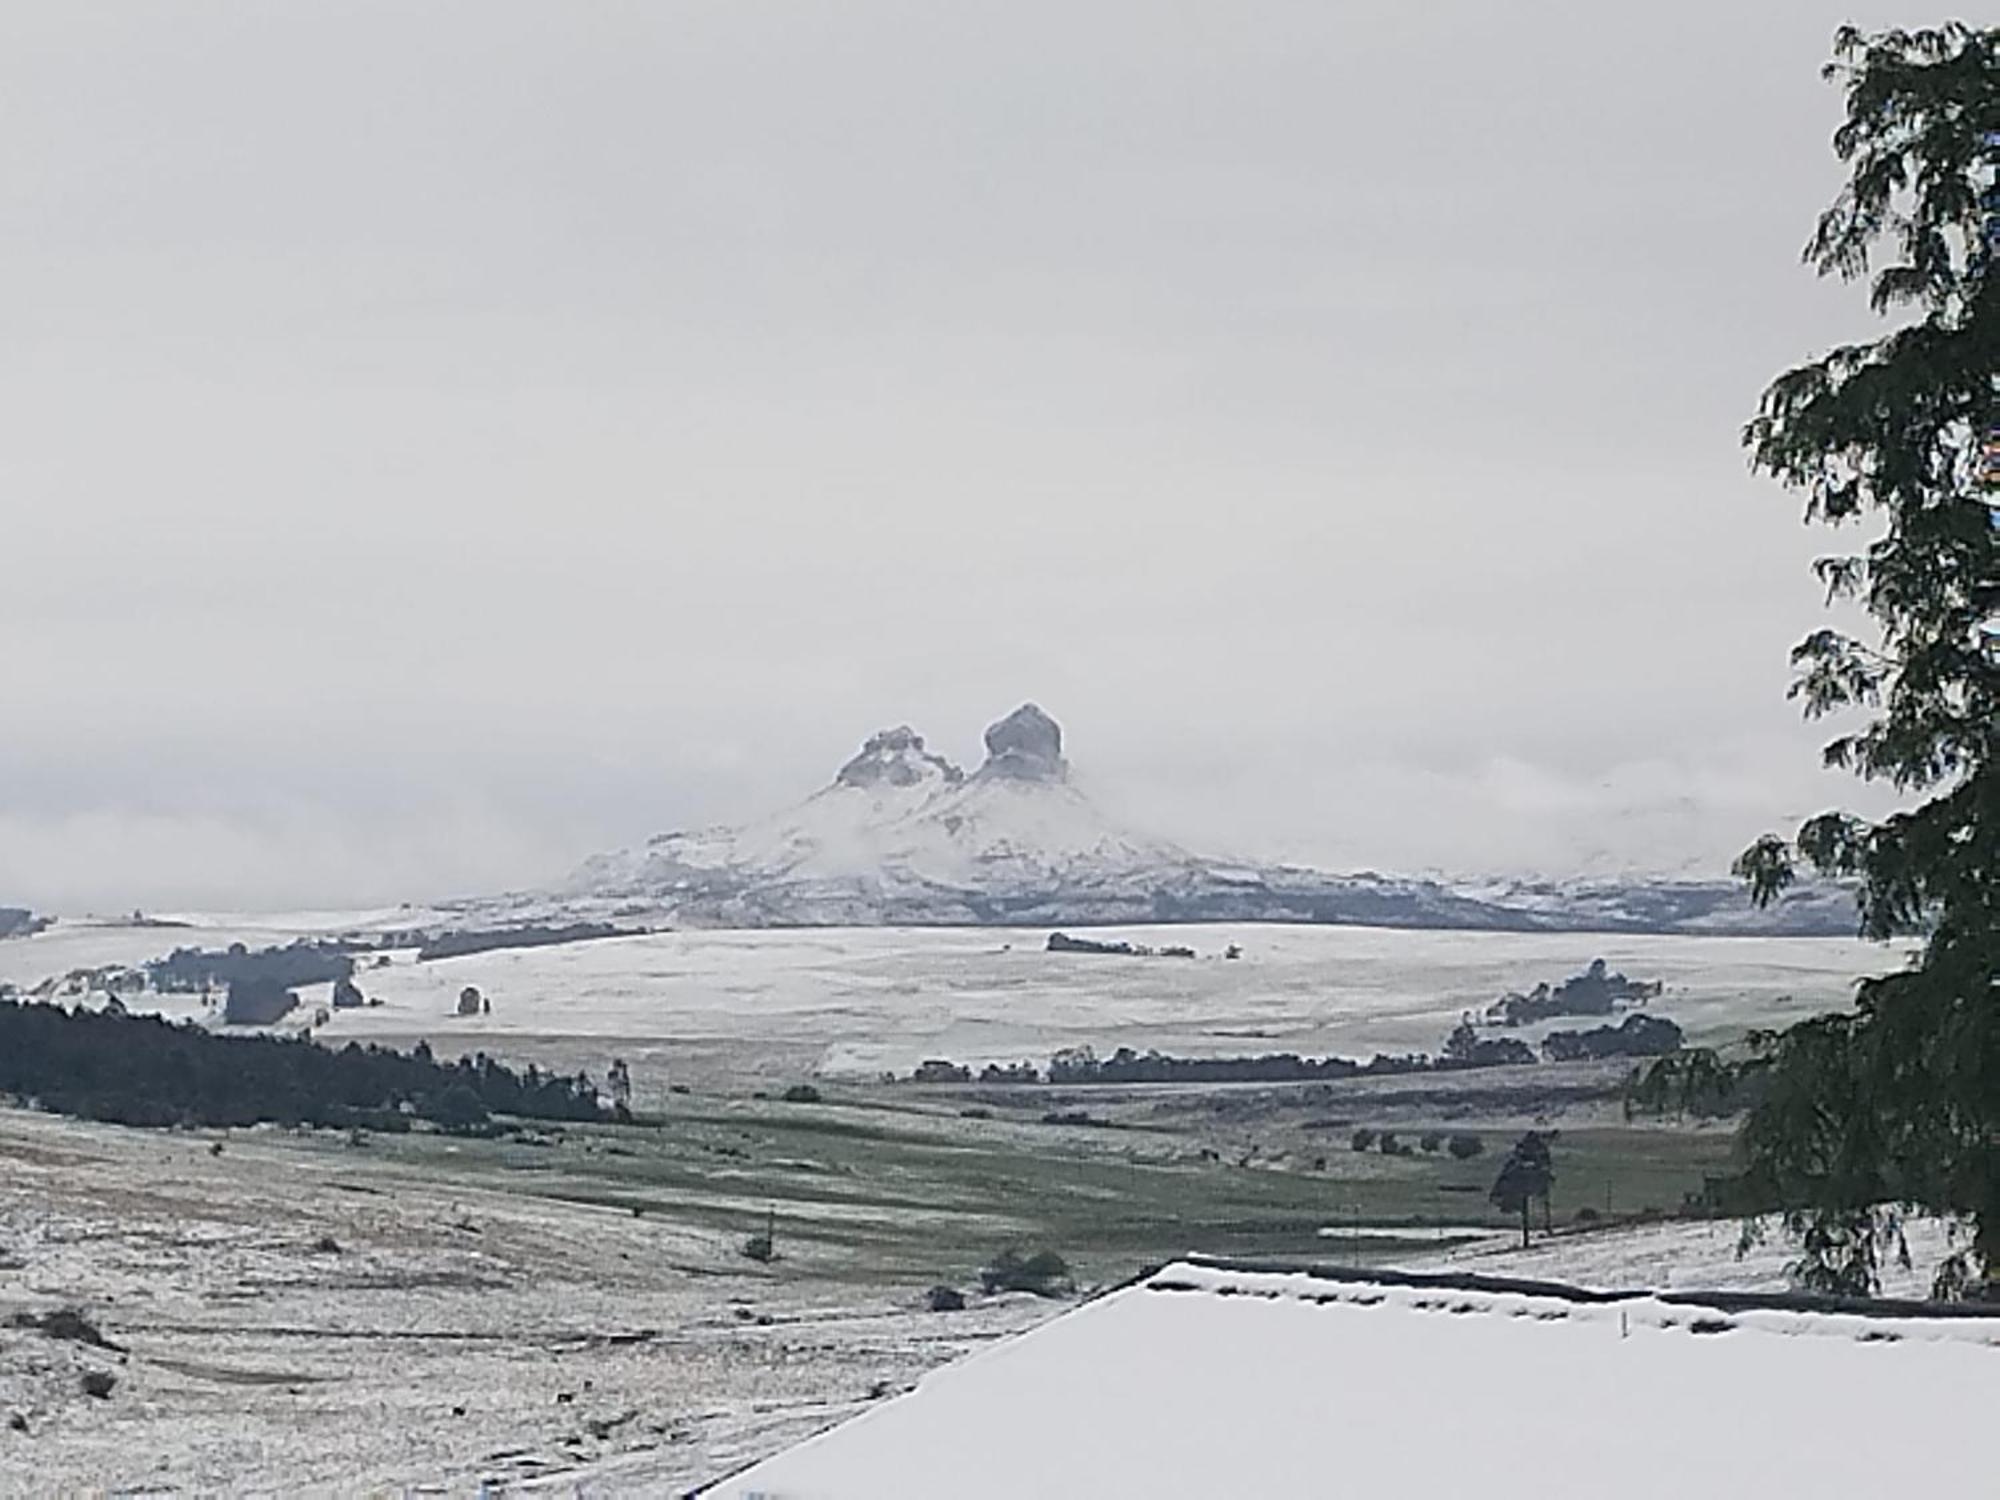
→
(833, 725, 965, 790)
(978, 703, 1066, 783)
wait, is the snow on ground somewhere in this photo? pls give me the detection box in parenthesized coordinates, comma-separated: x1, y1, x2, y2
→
(0, 911, 1944, 1493)
(717, 1259, 2000, 1500)
(0, 1108, 1053, 1497)
(1402, 1215, 1965, 1300)
(241, 923, 1891, 1074)
(0, 907, 445, 992)
(3, 916, 1894, 1082)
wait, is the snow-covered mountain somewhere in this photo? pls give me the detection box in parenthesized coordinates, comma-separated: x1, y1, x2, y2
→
(477, 705, 1856, 936)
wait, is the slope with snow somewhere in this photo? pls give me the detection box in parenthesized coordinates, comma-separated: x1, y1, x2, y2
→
(542, 706, 1225, 927)
(1406, 1214, 1963, 1300)
(489, 703, 1854, 936)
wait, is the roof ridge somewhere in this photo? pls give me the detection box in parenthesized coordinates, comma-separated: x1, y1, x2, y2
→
(1168, 1254, 2000, 1323)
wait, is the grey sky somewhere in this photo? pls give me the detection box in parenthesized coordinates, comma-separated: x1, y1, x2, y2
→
(2, 2, 1917, 912)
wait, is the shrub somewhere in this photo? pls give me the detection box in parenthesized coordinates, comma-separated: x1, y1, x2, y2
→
(1419, 1131, 1443, 1153)
(1040, 1110, 1105, 1128)
(980, 1249, 1071, 1297)
(1378, 1132, 1404, 1156)
(927, 1284, 966, 1312)
(1350, 1128, 1377, 1152)
(780, 1083, 822, 1104)
(1447, 1133, 1485, 1160)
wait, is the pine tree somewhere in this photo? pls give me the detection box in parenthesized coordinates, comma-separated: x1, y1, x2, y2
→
(1490, 1132, 1555, 1249)
(1642, 24, 1998, 1298)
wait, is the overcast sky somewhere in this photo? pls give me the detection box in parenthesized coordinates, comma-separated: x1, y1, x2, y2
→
(2, 2, 1921, 913)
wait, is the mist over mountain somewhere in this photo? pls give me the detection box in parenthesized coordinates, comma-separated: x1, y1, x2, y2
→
(468, 705, 1855, 937)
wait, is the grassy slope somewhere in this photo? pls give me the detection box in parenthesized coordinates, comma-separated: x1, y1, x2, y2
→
(283, 1085, 1737, 1289)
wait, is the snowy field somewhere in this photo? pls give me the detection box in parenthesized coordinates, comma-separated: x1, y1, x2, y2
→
(0, 907, 445, 993)
(1410, 1214, 1963, 1299)
(0, 912, 1946, 1494)
(2, 1097, 1973, 1497)
(2, 915, 1900, 1083)
(0, 1106, 1054, 1496)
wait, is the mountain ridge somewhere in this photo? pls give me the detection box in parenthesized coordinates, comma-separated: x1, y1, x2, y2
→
(474, 705, 1857, 937)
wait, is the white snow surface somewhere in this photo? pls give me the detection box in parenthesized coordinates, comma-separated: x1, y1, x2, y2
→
(1407, 1215, 1966, 1300)
(2, 920, 1894, 1080)
(0, 907, 444, 991)
(575, 769, 1194, 902)
(717, 1259, 1998, 1500)
(0, 1108, 1054, 1497)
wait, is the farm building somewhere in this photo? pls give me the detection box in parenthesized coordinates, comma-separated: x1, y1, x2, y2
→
(703, 1257, 1998, 1499)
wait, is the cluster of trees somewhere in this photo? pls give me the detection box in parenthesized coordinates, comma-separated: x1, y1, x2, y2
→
(1543, 1014, 1684, 1062)
(1441, 1021, 1536, 1069)
(415, 922, 635, 962)
(0, 1000, 607, 1131)
(906, 1023, 1683, 1088)
(1045, 932, 1196, 958)
(1044, 1045, 1386, 1085)
(147, 940, 360, 994)
(1485, 960, 1664, 1027)
(907, 1045, 1442, 1086)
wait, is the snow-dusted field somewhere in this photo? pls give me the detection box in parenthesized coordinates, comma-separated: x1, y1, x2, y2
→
(0, 912, 1945, 1493)
(0, 907, 443, 993)
(0, 1106, 1054, 1496)
(1408, 1214, 1963, 1300)
(3, 916, 1899, 1082)
(4, 1093, 1970, 1497)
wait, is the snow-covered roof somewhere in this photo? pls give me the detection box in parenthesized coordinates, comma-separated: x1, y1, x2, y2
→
(705, 1258, 1999, 1500)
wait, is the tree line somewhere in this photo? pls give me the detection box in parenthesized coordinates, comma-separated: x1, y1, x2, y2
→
(0, 1000, 608, 1131)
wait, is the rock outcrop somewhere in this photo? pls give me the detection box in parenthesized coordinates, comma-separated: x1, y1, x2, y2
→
(977, 704, 1066, 782)
(833, 727, 964, 790)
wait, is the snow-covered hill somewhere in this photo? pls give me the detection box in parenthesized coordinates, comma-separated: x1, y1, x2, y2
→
(474, 705, 1856, 936)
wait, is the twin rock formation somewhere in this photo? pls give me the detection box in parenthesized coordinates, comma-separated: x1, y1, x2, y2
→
(555, 704, 1194, 927)
(526, 703, 1857, 936)
(833, 704, 1066, 791)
